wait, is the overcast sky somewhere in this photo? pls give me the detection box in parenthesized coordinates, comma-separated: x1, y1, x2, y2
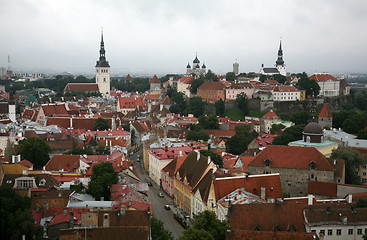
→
(1, 0, 367, 76)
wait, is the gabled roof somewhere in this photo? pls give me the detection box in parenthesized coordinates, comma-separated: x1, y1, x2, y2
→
(118, 96, 145, 109)
(260, 111, 280, 121)
(193, 169, 213, 204)
(162, 155, 187, 178)
(41, 104, 68, 117)
(176, 151, 211, 189)
(228, 203, 306, 232)
(45, 155, 80, 172)
(125, 74, 133, 81)
(198, 81, 225, 91)
(178, 76, 194, 84)
(213, 174, 283, 201)
(319, 103, 332, 118)
(18, 160, 34, 168)
(248, 145, 334, 171)
(149, 75, 161, 83)
(162, 95, 173, 105)
(309, 73, 339, 82)
(63, 83, 99, 92)
(272, 85, 299, 92)
(226, 230, 319, 240)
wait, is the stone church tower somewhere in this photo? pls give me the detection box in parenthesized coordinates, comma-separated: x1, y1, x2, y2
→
(95, 31, 110, 97)
(275, 40, 286, 76)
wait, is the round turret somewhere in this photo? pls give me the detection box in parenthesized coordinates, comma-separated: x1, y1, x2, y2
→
(303, 122, 323, 143)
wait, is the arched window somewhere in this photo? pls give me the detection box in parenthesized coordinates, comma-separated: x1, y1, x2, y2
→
(265, 159, 271, 167)
(310, 162, 316, 170)
(306, 136, 311, 143)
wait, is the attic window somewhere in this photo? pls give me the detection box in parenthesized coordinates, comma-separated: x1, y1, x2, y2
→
(264, 159, 271, 167)
(39, 179, 46, 186)
(310, 162, 316, 170)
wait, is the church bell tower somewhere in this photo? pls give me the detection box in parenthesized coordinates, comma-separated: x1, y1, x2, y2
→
(275, 40, 286, 76)
(95, 30, 110, 97)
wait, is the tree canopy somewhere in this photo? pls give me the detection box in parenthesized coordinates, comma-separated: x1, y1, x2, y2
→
(225, 72, 236, 82)
(215, 99, 225, 117)
(151, 216, 174, 240)
(236, 92, 249, 118)
(198, 114, 219, 130)
(226, 124, 254, 155)
(93, 117, 111, 131)
(0, 187, 44, 240)
(184, 97, 206, 117)
(87, 162, 118, 200)
(270, 123, 285, 134)
(190, 78, 205, 94)
(200, 150, 223, 168)
(205, 70, 219, 82)
(18, 137, 51, 169)
(297, 76, 320, 98)
(179, 210, 228, 240)
(272, 124, 305, 145)
(331, 148, 367, 185)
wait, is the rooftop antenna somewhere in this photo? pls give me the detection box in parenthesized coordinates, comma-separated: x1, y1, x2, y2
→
(8, 55, 11, 71)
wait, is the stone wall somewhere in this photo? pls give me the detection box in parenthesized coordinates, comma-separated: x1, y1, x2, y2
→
(247, 166, 334, 197)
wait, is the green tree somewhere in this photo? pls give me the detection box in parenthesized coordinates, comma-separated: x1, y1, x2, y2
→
(225, 72, 236, 82)
(272, 124, 305, 146)
(205, 70, 219, 82)
(180, 210, 228, 240)
(0, 187, 44, 240)
(200, 150, 223, 168)
(342, 113, 367, 134)
(271, 74, 287, 84)
(191, 78, 205, 94)
(184, 97, 205, 117)
(24, 94, 37, 106)
(93, 117, 111, 131)
(226, 124, 254, 155)
(87, 162, 118, 200)
(18, 137, 51, 169)
(187, 129, 209, 142)
(236, 92, 249, 117)
(179, 228, 214, 240)
(357, 129, 367, 139)
(288, 111, 311, 125)
(4, 139, 15, 159)
(151, 216, 174, 240)
(297, 77, 320, 98)
(270, 123, 285, 134)
(198, 114, 219, 129)
(331, 148, 367, 185)
(215, 99, 225, 117)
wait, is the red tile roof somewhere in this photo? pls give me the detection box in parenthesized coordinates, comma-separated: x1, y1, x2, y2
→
(48, 212, 81, 227)
(308, 180, 338, 197)
(248, 145, 334, 171)
(41, 104, 68, 117)
(178, 76, 194, 84)
(45, 155, 80, 172)
(149, 75, 160, 83)
(273, 85, 300, 92)
(63, 83, 99, 92)
(309, 73, 338, 82)
(228, 203, 306, 232)
(260, 111, 280, 121)
(125, 74, 133, 81)
(198, 81, 225, 91)
(205, 129, 236, 138)
(226, 230, 319, 240)
(214, 174, 283, 201)
(18, 159, 34, 168)
(118, 96, 145, 109)
(162, 96, 173, 105)
(144, 94, 161, 100)
(319, 103, 332, 118)
(47, 117, 112, 131)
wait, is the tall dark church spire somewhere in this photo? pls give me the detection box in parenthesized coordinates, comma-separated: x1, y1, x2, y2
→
(275, 40, 284, 66)
(96, 30, 109, 67)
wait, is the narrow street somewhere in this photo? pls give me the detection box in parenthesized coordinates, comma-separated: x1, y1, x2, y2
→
(131, 149, 184, 240)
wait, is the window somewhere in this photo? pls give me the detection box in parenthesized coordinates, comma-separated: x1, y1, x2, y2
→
(311, 230, 316, 233)
(358, 229, 362, 235)
(264, 159, 271, 167)
(328, 229, 332, 235)
(310, 162, 316, 170)
(320, 230, 325, 236)
(336, 229, 341, 235)
(348, 229, 353, 235)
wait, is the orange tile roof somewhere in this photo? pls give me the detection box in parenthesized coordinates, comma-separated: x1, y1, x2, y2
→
(41, 104, 68, 117)
(45, 155, 80, 172)
(63, 83, 99, 92)
(205, 129, 236, 138)
(178, 76, 194, 84)
(249, 145, 334, 171)
(309, 73, 338, 82)
(198, 81, 225, 91)
(226, 230, 319, 240)
(162, 96, 173, 105)
(308, 180, 338, 197)
(260, 111, 280, 120)
(214, 174, 283, 201)
(319, 103, 332, 118)
(118, 96, 145, 109)
(149, 75, 160, 83)
(228, 203, 306, 232)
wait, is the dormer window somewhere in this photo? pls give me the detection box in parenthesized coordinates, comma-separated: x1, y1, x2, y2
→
(310, 161, 316, 170)
(39, 179, 46, 186)
(264, 159, 271, 167)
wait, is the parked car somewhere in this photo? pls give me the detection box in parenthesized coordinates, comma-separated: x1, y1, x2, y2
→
(164, 205, 170, 210)
(158, 192, 164, 198)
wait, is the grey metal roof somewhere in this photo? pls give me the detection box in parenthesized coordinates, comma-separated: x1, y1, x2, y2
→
(262, 68, 279, 74)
